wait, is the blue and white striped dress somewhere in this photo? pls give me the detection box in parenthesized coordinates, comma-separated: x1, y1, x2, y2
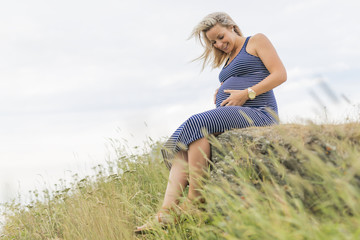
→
(161, 36, 279, 169)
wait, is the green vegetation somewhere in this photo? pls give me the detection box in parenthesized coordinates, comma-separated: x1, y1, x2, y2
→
(1, 123, 360, 240)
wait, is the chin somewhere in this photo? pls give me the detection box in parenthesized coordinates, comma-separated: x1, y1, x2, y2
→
(223, 44, 232, 54)
(222, 48, 230, 54)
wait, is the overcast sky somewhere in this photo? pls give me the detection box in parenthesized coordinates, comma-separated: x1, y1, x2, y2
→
(1, 0, 359, 203)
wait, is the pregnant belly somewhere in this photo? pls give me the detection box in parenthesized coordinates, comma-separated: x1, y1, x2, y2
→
(215, 76, 258, 108)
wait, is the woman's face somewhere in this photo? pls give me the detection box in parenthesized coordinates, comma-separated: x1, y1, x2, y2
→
(205, 24, 237, 54)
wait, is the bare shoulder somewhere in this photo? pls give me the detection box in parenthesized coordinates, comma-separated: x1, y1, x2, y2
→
(250, 33, 286, 78)
(251, 33, 268, 40)
(250, 33, 272, 47)
(246, 33, 271, 57)
(248, 33, 276, 57)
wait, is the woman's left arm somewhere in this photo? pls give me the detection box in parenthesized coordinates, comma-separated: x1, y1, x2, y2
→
(249, 33, 287, 96)
(221, 34, 286, 106)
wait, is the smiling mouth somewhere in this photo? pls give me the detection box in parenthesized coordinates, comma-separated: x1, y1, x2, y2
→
(223, 43, 229, 52)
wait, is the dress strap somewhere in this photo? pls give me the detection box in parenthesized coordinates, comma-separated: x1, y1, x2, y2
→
(242, 36, 251, 50)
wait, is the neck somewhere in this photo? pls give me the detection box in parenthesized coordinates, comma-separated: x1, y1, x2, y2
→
(229, 36, 244, 58)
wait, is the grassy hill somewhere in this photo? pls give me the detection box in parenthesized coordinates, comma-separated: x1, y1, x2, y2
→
(1, 123, 360, 240)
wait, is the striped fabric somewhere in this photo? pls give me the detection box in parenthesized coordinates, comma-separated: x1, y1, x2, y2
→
(161, 36, 279, 169)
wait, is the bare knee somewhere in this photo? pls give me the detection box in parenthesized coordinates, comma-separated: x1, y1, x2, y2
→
(190, 137, 209, 147)
(188, 138, 211, 158)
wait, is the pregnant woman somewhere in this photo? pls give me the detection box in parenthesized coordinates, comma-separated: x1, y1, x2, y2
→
(135, 12, 286, 233)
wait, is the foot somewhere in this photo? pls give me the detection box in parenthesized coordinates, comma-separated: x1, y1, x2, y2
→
(177, 197, 206, 214)
(134, 210, 176, 235)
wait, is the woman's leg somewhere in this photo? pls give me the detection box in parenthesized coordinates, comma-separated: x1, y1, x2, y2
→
(135, 139, 212, 232)
(161, 135, 215, 209)
(161, 151, 189, 209)
(135, 151, 189, 233)
(187, 137, 211, 201)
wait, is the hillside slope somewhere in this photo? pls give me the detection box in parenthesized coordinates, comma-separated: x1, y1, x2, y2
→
(1, 123, 360, 239)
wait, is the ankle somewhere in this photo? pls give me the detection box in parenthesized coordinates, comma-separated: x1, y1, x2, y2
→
(187, 194, 205, 204)
(161, 199, 180, 210)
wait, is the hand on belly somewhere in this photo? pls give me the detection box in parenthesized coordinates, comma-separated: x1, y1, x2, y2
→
(215, 76, 251, 107)
(220, 89, 248, 106)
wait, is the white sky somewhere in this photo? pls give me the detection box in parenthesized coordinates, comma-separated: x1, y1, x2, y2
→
(1, 0, 360, 203)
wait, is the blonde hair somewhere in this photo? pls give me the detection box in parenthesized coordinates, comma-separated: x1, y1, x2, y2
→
(189, 12, 243, 70)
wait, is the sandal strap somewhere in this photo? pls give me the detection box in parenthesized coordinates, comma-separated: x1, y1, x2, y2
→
(157, 212, 162, 223)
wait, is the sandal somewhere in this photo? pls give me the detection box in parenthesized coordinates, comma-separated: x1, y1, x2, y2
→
(134, 210, 176, 235)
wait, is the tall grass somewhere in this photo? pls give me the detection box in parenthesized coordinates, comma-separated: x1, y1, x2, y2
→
(1, 123, 360, 239)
